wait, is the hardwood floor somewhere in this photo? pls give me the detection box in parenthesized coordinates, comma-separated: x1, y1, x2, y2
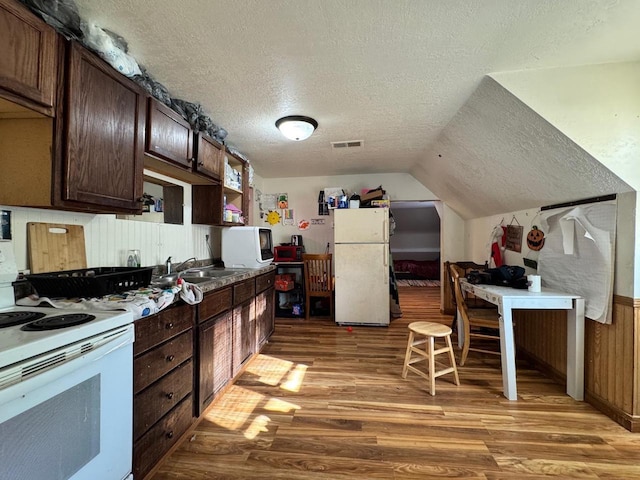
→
(152, 287, 640, 479)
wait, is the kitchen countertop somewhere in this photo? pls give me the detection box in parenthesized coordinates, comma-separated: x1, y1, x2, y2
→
(15, 265, 277, 320)
(179, 265, 276, 294)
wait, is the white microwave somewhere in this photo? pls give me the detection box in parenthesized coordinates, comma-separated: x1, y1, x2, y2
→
(222, 226, 274, 268)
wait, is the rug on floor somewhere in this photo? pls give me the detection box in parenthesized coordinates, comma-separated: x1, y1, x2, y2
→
(396, 279, 440, 287)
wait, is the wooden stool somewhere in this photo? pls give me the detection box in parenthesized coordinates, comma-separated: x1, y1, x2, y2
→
(402, 321, 460, 395)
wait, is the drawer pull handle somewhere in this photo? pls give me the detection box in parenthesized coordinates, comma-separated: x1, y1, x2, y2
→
(166, 431, 174, 439)
(166, 392, 174, 399)
(166, 355, 175, 362)
(165, 322, 174, 329)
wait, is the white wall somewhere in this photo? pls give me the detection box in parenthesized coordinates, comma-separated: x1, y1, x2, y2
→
(464, 197, 636, 298)
(259, 173, 437, 254)
(2, 170, 220, 272)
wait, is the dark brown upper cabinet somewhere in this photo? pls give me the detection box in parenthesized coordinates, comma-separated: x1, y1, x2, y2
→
(144, 97, 223, 185)
(193, 132, 223, 182)
(57, 41, 145, 212)
(0, 37, 146, 214)
(145, 98, 193, 168)
(0, 0, 57, 116)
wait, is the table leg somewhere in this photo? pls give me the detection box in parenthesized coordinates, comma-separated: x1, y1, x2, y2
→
(566, 298, 585, 400)
(499, 300, 517, 400)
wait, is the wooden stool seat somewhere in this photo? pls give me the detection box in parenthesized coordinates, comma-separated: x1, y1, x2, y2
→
(402, 321, 460, 395)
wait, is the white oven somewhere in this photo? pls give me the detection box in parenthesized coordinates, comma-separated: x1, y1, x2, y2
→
(0, 324, 134, 480)
(0, 241, 135, 480)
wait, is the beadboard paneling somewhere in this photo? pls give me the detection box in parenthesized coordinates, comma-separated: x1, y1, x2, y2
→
(2, 205, 221, 271)
(514, 295, 638, 419)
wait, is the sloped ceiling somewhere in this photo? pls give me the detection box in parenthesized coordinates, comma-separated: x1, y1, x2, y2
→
(411, 76, 633, 219)
(70, 0, 640, 216)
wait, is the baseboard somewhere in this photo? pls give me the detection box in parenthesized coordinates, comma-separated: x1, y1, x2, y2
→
(585, 392, 640, 432)
(518, 349, 639, 432)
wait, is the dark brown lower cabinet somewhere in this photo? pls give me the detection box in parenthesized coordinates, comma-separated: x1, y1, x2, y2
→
(133, 395, 194, 479)
(256, 286, 275, 347)
(198, 310, 233, 415)
(132, 303, 195, 480)
(233, 298, 255, 377)
(134, 271, 276, 479)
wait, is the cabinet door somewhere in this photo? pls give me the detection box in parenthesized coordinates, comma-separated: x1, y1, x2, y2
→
(232, 299, 255, 376)
(61, 41, 145, 212)
(255, 287, 275, 348)
(146, 97, 193, 168)
(198, 310, 234, 415)
(0, 0, 57, 115)
(194, 133, 222, 181)
(212, 311, 233, 396)
(198, 317, 215, 414)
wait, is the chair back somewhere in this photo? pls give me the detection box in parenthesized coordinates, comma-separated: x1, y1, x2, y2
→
(449, 264, 470, 320)
(303, 254, 333, 295)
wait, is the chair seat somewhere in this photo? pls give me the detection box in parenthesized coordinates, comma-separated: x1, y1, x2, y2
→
(409, 321, 452, 338)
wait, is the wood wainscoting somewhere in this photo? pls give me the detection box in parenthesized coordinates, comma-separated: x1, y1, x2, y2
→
(514, 294, 640, 431)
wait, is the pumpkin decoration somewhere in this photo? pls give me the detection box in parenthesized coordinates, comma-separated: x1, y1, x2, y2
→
(526, 226, 545, 251)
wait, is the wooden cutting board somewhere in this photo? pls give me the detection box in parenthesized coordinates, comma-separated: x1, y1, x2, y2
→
(28, 222, 87, 273)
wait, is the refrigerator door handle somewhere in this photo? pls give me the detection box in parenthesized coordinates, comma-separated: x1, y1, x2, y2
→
(383, 217, 389, 243)
(383, 244, 389, 267)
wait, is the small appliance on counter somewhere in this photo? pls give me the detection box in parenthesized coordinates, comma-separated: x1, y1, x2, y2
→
(222, 226, 274, 268)
(274, 245, 304, 262)
(291, 235, 303, 246)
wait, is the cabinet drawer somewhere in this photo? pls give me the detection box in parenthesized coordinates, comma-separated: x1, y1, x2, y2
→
(134, 330, 193, 394)
(233, 279, 255, 306)
(256, 271, 275, 293)
(133, 394, 193, 480)
(199, 287, 232, 321)
(134, 303, 194, 355)
(134, 359, 193, 441)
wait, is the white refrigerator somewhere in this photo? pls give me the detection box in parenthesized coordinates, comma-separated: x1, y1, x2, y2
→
(334, 208, 390, 326)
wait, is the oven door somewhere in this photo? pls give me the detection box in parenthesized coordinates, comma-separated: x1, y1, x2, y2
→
(0, 325, 134, 480)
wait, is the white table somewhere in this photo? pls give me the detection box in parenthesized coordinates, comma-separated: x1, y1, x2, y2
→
(459, 280, 585, 401)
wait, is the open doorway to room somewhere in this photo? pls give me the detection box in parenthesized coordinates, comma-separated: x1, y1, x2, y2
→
(390, 201, 441, 287)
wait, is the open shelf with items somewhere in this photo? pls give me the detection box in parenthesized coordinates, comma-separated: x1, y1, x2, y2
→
(192, 147, 248, 226)
(274, 262, 305, 318)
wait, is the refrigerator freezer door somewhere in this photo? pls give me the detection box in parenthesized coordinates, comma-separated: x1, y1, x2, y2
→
(334, 209, 388, 244)
(335, 243, 390, 326)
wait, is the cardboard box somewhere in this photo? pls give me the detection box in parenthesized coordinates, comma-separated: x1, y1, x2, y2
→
(360, 188, 384, 202)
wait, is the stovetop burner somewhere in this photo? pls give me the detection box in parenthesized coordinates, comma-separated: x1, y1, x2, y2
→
(21, 313, 97, 331)
(0, 311, 47, 328)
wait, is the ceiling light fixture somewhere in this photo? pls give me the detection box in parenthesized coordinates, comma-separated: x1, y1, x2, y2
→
(275, 115, 318, 141)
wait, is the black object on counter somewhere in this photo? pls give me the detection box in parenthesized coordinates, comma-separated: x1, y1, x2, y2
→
(26, 267, 153, 298)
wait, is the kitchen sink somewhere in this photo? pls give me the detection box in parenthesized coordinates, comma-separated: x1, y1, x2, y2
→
(183, 268, 237, 278)
(151, 273, 179, 287)
(179, 276, 213, 284)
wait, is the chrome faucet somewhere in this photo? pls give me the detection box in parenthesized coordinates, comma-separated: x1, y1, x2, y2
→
(174, 257, 197, 273)
(165, 256, 172, 275)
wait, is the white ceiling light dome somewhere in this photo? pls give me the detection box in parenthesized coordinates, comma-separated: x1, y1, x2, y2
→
(275, 116, 318, 141)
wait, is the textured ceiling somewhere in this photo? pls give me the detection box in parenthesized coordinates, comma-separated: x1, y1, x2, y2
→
(71, 0, 640, 215)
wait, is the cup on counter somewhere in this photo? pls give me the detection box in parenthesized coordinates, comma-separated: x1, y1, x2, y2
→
(527, 274, 541, 292)
(127, 249, 141, 268)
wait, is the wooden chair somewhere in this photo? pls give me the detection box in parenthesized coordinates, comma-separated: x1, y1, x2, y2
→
(302, 253, 333, 320)
(402, 321, 460, 396)
(449, 264, 501, 366)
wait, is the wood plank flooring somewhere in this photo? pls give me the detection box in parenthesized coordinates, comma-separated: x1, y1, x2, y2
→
(152, 287, 640, 479)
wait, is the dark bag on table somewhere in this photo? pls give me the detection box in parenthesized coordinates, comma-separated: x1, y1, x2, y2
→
(468, 265, 527, 289)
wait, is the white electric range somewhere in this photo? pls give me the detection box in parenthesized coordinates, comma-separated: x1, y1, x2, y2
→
(0, 240, 135, 480)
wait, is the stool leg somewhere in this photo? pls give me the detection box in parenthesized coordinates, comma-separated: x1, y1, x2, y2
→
(402, 331, 414, 378)
(446, 334, 460, 386)
(428, 336, 436, 395)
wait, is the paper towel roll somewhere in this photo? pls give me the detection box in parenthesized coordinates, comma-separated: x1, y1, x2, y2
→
(527, 274, 541, 293)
